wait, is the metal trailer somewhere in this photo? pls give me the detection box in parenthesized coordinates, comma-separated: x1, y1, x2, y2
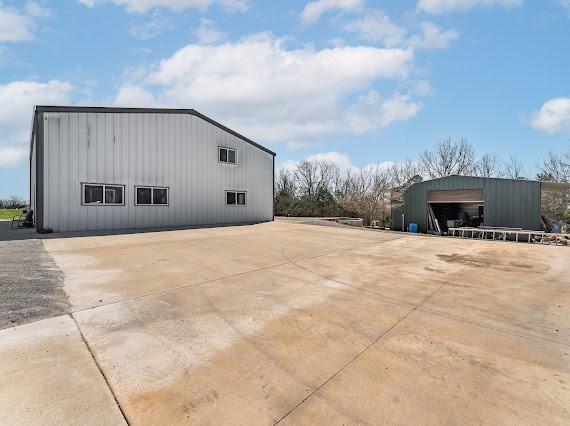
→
(29, 106, 276, 233)
(448, 227, 569, 246)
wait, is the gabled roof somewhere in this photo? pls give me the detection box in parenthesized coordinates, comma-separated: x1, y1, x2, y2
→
(30, 105, 276, 157)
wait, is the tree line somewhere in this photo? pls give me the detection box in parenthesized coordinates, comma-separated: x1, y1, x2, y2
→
(274, 138, 570, 226)
(0, 196, 27, 210)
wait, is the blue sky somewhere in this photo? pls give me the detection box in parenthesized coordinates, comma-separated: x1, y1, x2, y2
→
(1, 0, 569, 199)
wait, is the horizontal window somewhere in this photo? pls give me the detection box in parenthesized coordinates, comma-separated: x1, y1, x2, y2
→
(226, 190, 246, 206)
(83, 184, 124, 205)
(136, 186, 169, 206)
(219, 147, 237, 165)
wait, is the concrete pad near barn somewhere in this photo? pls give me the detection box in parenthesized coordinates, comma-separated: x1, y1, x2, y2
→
(1, 220, 569, 424)
(0, 316, 126, 426)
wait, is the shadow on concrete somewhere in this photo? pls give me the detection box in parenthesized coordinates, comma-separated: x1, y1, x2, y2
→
(0, 220, 262, 242)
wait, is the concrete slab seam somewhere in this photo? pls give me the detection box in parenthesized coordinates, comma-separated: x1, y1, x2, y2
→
(281, 248, 570, 350)
(417, 307, 569, 350)
(70, 314, 130, 425)
(272, 279, 452, 425)
(71, 239, 400, 315)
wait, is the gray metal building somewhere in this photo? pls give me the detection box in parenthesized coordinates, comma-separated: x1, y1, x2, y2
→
(29, 106, 276, 233)
(392, 175, 549, 233)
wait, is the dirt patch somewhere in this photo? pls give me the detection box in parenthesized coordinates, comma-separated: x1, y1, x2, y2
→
(0, 240, 69, 329)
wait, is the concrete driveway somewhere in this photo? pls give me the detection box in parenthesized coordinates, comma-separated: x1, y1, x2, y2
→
(0, 220, 568, 425)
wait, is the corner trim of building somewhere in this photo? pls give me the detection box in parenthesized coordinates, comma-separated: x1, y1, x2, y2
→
(36, 111, 44, 232)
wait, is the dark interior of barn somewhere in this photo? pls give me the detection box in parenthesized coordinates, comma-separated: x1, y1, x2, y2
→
(429, 203, 484, 232)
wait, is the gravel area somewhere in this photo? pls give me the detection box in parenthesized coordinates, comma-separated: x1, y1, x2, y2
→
(0, 240, 69, 329)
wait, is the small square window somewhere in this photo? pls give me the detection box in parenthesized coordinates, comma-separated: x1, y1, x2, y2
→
(237, 192, 246, 205)
(219, 147, 228, 163)
(105, 186, 123, 205)
(84, 185, 103, 204)
(136, 187, 152, 205)
(219, 147, 237, 165)
(228, 149, 236, 164)
(153, 188, 168, 205)
(226, 191, 236, 205)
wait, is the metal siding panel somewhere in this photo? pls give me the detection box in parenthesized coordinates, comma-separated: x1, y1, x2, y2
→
(31, 139, 36, 213)
(68, 113, 79, 231)
(60, 113, 70, 232)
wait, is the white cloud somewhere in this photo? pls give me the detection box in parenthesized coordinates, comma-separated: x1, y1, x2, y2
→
(345, 90, 422, 133)
(0, 147, 28, 168)
(218, 0, 250, 13)
(123, 33, 417, 144)
(306, 151, 355, 170)
(408, 22, 459, 49)
(342, 11, 458, 50)
(300, 0, 364, 24)
(0, 80, 73, 169)
(25, 2, 52, 18)
(279, 151, 396, 174)
(129, 14, 173, 39)
(0, 5, 34, 42)
(193, 18, 226, 44)
(416, 0, 523, 14)
(343, 11, 406, 47)
(528, 97, 570, 134)
(78, 0, 249, 13)
(113, 85, 157, 106)
(0, 80, 73, 129)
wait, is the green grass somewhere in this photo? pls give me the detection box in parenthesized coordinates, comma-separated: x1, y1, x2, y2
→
(0, 208, 25, 220)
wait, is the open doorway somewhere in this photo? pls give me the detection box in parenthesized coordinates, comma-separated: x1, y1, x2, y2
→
(429, 203, 484, 233)
(427, 189, 484, 233)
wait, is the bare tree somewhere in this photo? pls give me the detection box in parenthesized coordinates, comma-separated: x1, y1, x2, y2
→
(504, 156, 527, 180)
(337, 166, 391, 226)
(538, 150, 570, 183)
(387, 160, 423, 215)
(475, 153, 503, 178)
(538, 149, 570, 223)
(294, 160, 339, 198)
(275, 168, 296, 197)
(294, 160, 319, 197)
(388, 159, 423, 189)
(420, 138, 476, 178)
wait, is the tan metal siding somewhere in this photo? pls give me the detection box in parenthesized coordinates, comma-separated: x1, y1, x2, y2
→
(427, 189, 484, 203)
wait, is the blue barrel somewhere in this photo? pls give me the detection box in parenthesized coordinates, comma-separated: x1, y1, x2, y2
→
(409, 223, 418, 233)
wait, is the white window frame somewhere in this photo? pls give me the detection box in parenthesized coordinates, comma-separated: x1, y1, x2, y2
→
(81, 183, 125, 206)
(218, 146, 238, 166)
(225, 190, 247, 206)
(135, 186, 170, 206)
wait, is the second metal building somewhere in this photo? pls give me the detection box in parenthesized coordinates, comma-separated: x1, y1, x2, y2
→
(392, 175, 549, 233)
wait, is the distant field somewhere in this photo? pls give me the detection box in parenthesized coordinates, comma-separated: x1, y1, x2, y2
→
(0, 209, 24, 220)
